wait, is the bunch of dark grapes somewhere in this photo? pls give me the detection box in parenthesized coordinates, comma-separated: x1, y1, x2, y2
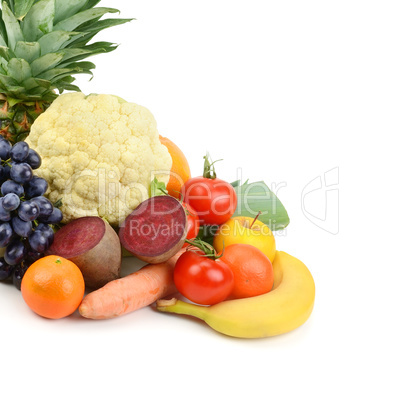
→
(0, 139, 63, 289)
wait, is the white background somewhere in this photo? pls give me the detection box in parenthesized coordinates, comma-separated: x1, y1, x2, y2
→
(2, 1, 402, 401)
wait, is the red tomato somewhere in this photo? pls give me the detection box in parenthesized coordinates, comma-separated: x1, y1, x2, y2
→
(174, 250, 234, 305)
(182, 202, 200, 243)
(180, 177, 237, 225)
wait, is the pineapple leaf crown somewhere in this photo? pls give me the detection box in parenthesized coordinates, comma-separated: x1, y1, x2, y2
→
(0, 0, 132, 102)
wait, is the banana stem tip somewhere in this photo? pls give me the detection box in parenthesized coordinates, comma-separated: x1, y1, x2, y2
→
(156, 298, 178, 309)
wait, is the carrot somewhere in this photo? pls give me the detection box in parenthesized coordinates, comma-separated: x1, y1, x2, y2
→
(78, 250, 185, 319)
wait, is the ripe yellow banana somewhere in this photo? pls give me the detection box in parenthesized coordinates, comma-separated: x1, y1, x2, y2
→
(156, 251, 315, 338)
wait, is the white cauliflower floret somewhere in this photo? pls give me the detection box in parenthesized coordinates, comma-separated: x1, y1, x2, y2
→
(26, 92, 172, 226)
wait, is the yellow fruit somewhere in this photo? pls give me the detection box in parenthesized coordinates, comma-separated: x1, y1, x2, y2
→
(213, 216, 276, 263)
(157, 251, 315, 338)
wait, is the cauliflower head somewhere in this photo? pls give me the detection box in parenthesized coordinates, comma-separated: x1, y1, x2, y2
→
(26, 92, 172, 226)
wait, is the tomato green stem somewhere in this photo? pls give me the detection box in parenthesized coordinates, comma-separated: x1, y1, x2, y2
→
(185, 238, 223, 260)
(203, 153, 222, 179)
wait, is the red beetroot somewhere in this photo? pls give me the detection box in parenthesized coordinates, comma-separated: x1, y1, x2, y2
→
(47, 217, 121, 289)
(119, 196, 187, 264)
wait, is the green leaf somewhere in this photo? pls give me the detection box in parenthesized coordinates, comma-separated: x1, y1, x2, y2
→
(54, 30, 87, 48)
(56, 69, 92, 81)
(81, 0, 101, 10)
(38, 66, 92, 82)
(25, 85, 48, 96)
(0, 84, 27, 97)
(59, 47, 93, 63)
(58, 75, 74, 84)
(58, 84, 81, 92)
(14, 0, 36, 20)
(54, 77, 80, 92)
(22, 76, 51, 90)
(21, 0, 55, 41)
(30, 52, 64, 76)
(1, 2, 25, 50)
(0, 45, 14, 60)
(78, 17, 133, 35)
(14, 40, 40, 62)
(65, 18, 133, 47)
(231, 180, 290, 231)
(54, 0, 87, 24)
(7, 57, 32, 82)
(26, 88, 57, 101)
(2, 1, 15, 12)
(0, 55, 7, 71)
(57, 43, 115, 65)
(0, 72, 18, 88)
(230, 179, 249, 188)
(58, 60, 95, 70)
(0, 10, 8, 46)
(0, 63, 6, 75)
(37, 67, 77, 80)
(38, 30, 79, 54)
(83, 41, 117, 53)
(53, 7, 119, 32)
(150, 177, 169, 197)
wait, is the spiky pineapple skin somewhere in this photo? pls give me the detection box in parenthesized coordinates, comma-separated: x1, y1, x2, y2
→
(0, 95, 50, 143)
(0, 1, 132, 143)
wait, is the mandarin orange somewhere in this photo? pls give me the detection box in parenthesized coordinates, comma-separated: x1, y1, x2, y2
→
(21, 255, 85, 319)
(159, 135, 191, 198)
(220, 244, 274, 299)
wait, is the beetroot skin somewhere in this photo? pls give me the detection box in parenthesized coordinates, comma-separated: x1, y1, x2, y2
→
(47, 217, 121, 289)
(119, 196, 187, 264)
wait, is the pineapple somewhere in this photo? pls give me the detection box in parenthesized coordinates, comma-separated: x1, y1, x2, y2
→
(0, 0, 131, 143)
